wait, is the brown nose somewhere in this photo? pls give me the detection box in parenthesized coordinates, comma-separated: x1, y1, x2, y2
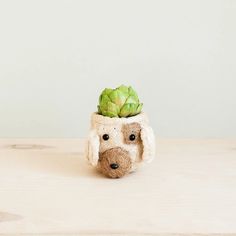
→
(98, 147, 132, 178)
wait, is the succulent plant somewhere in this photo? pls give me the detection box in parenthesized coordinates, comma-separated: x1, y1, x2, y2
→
(97, 85, 143, 118)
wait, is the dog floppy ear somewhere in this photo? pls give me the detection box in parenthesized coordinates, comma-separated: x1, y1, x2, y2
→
(86, 129, 100, 166)
(140, 124, 155, 163)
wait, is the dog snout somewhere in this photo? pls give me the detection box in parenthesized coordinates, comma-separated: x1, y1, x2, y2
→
(98, 147, 132, 178)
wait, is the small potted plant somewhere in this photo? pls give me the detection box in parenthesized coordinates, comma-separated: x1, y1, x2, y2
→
(86, 85, 155, 178)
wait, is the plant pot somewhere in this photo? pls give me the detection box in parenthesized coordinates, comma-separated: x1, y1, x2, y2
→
(86, 112, 155, 178)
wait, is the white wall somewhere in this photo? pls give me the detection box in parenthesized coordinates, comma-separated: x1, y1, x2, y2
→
(0, 0, 235, 138)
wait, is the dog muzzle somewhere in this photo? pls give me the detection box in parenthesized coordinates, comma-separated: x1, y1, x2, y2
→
(98, 147, 132, 178)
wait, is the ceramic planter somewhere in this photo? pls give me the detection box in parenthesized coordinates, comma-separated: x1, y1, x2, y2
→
(86, 112, 155, 178)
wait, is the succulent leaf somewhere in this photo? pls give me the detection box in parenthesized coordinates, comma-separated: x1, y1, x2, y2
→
(136, 103, 143, 114)
(97, 85, 143, 118)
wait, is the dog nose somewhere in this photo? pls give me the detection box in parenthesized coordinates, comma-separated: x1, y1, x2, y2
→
(110, 163, 119, 169)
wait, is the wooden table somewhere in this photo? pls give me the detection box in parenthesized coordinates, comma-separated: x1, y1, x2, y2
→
(0, 139, 236, 236)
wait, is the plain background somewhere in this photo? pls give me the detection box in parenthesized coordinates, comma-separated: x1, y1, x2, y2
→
(0, 0, 235, 138)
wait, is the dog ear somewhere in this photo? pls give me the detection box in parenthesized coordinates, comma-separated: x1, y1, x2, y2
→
(86, 129, 100, 166)
(140, 124, 155, 163)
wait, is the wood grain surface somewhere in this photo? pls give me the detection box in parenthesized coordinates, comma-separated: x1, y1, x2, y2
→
(0, 139, 236, 236)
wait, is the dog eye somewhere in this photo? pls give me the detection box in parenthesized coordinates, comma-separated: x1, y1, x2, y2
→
(102, 134, 109, 141)
(129, 134, 136, 141)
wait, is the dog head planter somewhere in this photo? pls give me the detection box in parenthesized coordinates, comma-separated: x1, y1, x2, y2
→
(86, 112, 155, 178)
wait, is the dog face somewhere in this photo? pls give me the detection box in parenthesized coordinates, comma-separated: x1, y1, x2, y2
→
(86, 113, 155, 178)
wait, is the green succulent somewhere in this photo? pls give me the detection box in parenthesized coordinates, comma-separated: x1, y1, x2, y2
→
(97, 85, 143, 118)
